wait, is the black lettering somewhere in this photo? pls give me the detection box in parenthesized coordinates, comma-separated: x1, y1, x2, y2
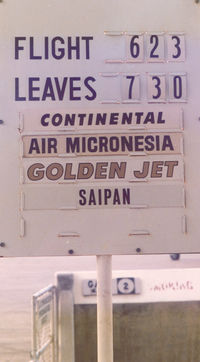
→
(162, 135, 174, 151)
(30, 37, 42, 59)
(15, 78, 26, 101)
(41, 114, 50, 126)
(89, 189, 96, 205)
(41, 138, 46, 153)
(81, 36, 93, 59)
(172, 36, 181, 59)
(48, 138, 57, 153)
(42, 77, 56, 101)
(88, 114, 93, 125)
(84, 77, 97, 100)
(66, 137, 80, 153)
(144, 112, 155, 124)
(121, 136, 133, 152)
(110, 137, 119, 152)
(70, 77, 81, 100)
(29, 77, 40, 101)
(122, 113, 132, 125)
(68, 37, 80, 59)
(15, 37, 26, 59)
(122, 188, 130, 204)
(150, 35, 159, 58)
(145, 135, 154, 151)
(82, 137, 86, 152)
(113, 189, 121, 205)
(157, 112, 165, 124)
(104, 189, 112, 204)
(155, 135, 160, 151)
(55, 77, 68, 100)
(98, 189, 102, 205)
(52, 113, 63, 126)
(44, 37, 49, 59)
(135, 136, 144, 151)
(96, 113, 106, 125)
(99, 137, 108, 152)
(78, 114, 86, 126)
(65, 114, 76, 126)
(135, 112, 143, 124)
(110, 113, 119, 125)
(79, 189, 87, 206)
(52, 37, 65, 59)
(29, 138, 40, 154)
(88, 137, 97, 152)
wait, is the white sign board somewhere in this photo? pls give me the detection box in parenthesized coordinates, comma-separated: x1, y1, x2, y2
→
(1, 0, 200, 256)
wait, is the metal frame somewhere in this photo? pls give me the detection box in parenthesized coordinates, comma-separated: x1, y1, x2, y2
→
(56, 273, 75, 362)
(31, 284, 58, 362)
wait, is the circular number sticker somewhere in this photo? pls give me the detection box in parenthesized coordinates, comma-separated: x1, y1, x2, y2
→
(117, 278, 135, 294)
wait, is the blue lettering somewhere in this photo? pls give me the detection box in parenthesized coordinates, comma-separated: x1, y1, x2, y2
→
(69, 77, 81, 100)
(15, 78, 26, 101)
(54, 77, 68, 100)
(15, 37, 26, 59)
(30, 37, 42, 60)
(29, 77, 40, 101)
(81, 36, 93, 59)
(79, 189, 87, 205)
(52, 37, 65, 59)
(29, 138, 40, 154)
(84, 77, 96, 101)
(41, 114, 50, 126)
(68, 37, 80, 59)
(42, 78, 56, 101)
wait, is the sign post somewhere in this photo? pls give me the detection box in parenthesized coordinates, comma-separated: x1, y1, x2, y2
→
(97, 255, 113, 362)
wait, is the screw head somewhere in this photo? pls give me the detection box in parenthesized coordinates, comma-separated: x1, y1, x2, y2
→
(136, 248, 141, 253)
(0, 242, 5, 247)
(68, 249, 74, 255)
